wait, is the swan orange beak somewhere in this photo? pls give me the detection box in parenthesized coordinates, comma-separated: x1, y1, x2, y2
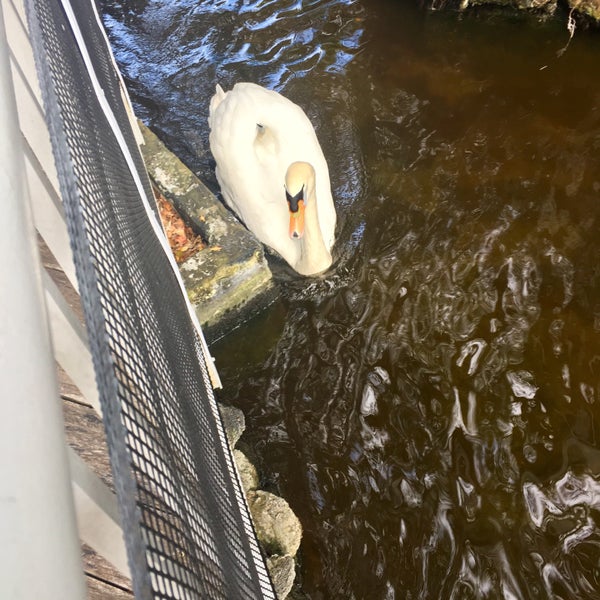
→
(289, 200, 305, 239)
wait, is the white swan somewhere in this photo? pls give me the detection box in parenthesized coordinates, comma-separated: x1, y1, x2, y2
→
(208, 82, 336, 276)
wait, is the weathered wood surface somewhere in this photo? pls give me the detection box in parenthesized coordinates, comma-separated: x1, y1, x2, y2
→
(41, 238, 131, 597)
(83, 544, 133, 599)
(39, 235, 84, 323)
(61, 371, 115, 491)
(87, 577, 133, 600)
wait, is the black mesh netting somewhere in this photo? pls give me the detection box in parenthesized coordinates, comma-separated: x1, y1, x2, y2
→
(24, 0, 276, 597)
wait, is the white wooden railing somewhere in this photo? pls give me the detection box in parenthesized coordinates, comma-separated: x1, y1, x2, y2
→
(1, 0, 130, 595)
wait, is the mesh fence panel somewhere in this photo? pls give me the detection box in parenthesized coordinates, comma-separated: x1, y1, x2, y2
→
(24, 0, 276, 597)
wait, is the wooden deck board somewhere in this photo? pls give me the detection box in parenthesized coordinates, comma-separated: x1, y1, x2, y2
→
(39, 234, 84, 323)
(83, 544, 133, 598)
(40, 238, 131, 596)
(62, 388, 134, 598)
(86, 576, 134, 600)
(63, 391, 115, 491)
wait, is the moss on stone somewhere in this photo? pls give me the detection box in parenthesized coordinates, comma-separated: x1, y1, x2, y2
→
(138, 122, 276, 339)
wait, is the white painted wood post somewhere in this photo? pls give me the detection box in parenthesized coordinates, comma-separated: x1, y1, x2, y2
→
(68, 448, 131, 578)
(0, 1, 86, 596)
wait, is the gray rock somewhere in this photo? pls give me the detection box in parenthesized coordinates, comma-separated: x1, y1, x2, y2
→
(247, 490, 302, 557)
(233, 449, 259, 493)
(570, 0, 600, 22)
(138, 122, 276, 340)
(457, 0, 556, 11)
(431, 0, 600, 23)
(218, 403, 245, 448)
(266, 554, 296, 600)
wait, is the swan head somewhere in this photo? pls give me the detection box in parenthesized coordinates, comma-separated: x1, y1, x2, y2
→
(285, 162, 315, 241)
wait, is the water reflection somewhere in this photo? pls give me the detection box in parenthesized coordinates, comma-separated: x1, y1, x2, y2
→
(244, 182, 599, 597)
(99, 0, 600, 597)
(100, 0, 365, 174)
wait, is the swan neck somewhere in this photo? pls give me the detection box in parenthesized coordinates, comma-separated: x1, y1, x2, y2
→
(296, 183, 332, 276)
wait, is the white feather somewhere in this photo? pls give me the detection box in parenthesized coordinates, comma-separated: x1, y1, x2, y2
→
(208, 82, 336, 275)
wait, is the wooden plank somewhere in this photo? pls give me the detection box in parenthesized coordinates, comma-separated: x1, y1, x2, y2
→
(39, 235, 83, 323)
(62, 367, 136, 592)
(40, 235, 101, 412)
(45, 270, 101, 413)
(82, 543, 132, 598)
(63, 396, 114, 490)
(71, 448, 131, 579)
(57, 363, 89, 405)
(27, 146, 79, 289)
(64, 392, 135, 593)
(86, 577, 133, 600)
(83, 543, 132, 593)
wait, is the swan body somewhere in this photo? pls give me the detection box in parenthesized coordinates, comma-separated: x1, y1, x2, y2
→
(208, 82, 336, 276)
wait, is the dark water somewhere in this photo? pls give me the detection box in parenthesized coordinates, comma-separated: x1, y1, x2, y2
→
(99, 1, 600, 597)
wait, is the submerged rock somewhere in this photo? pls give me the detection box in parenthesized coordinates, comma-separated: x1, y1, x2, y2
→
(218, 403, 246, 449)
(233, 449, 260, 493)
(247, 490, 303, 557)
(573, 0, 600, 22)
(422, 0, 600, 24)
(465, 0, 557, 12)
(266, 554, 296, 600)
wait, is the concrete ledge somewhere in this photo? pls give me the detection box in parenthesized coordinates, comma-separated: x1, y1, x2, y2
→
(139, 122, 276, 340)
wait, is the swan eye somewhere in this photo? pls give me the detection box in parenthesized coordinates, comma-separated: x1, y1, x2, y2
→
(286, 187, 304, 213)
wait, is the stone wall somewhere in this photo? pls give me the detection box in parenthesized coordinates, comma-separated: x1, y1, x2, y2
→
(139, 122, 277, 341)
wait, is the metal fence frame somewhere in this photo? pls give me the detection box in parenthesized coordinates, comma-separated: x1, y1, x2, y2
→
(0, 0, 272, 596)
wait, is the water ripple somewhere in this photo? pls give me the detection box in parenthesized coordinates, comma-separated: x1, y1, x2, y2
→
(100, 0, 600, 596)
(242, 187, 600, 597)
